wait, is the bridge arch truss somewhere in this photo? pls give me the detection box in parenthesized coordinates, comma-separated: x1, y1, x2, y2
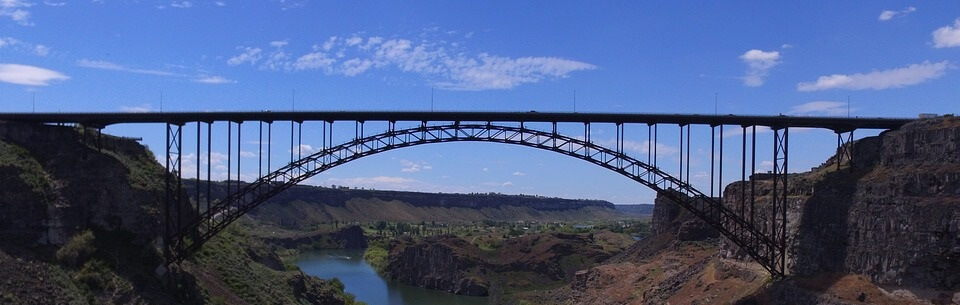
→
(163, 120, 793, 276)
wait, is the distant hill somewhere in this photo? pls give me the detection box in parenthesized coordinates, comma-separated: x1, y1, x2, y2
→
(185, 181, 626, 226)
(613, 204, 655, 217)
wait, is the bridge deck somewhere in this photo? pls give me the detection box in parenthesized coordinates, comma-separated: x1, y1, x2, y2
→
(0, 111, 913, 131)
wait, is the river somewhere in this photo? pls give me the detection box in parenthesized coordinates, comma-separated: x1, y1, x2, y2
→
(292, 249, 489, 305)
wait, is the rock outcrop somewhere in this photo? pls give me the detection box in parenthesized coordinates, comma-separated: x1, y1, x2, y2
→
(186, 180, 625, 226)
(384, 231, 633, 297)
(543, 116, 960, 305)
(0, 123, 182, 245)
(386, 235, 490, 296)
(721, 116, 960, 291)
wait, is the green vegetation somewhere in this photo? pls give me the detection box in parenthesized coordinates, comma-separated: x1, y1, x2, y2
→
(56, 230, 97, 267)
(0, 140, 51, 197)
(193, 224, 366, 305)
(363, 245, 389, 273)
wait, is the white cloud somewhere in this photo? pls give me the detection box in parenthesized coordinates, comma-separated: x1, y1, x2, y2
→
(121, 104, 153, 113)
(932, 18, 960, 48)
(33, 44, 49, 56)
(273, 0, 307, 10)
(788, 101, 850, 116)
(1, 36, 50, 57)
(502, 182, 514, 187)
(293, 52, 335, 71)
(0, 0, 33, 26)
(215, 1, 225, 6)
(512, 171, 525, 176)
(0, 64, 69, 86)
(43, 1, 66, 6)
(740, 49, 781, 87)
(77, 59, 179, 76)
(482, 167, 489, 172)
(878, 6, 916, 21)
(345, 36, 363, 47)
(400, 159, 432, 172)
(227, 47, 262, 66)
(170, 1, 192, 8)
(289, 144, 322, 155)
(193, 75, 236, 84)
(226, 34, 596, 90)
(797, 60, 951, 91)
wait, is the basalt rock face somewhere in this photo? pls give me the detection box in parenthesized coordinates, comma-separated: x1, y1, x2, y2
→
(384, 232, 630, 297)
(385, 235, 489, 296)
(0, 123, 184, 245)
(261, 225, 369, 250)
(722, 116, 960, 290)
(650, 191, 719, 241)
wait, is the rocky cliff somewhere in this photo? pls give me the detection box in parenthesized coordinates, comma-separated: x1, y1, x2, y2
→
(186, 180, 625, 226)
(384, 231, 633, 297)
(0, 123, 361, 305)
(0, 123, 171, 246)
(720, 116, 960, 292)
(538, 116, 960, 305)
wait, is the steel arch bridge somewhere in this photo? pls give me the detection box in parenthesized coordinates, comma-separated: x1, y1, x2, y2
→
(0, 111, 914, 277)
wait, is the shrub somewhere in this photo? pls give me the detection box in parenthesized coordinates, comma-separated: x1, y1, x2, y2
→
(56, 230, 96, 267)
(362, 246, 389, 273)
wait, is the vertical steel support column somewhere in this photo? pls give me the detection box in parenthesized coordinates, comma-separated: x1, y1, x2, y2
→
(236, 122, 241, 201)
(584, 123, 591, 156)
(710, 125, 716, 197)
(298, 121, 303, 162)
(653, 124, 658, 170)
(195, 122, 201, 240)
(678, 124, 684, 191)
(552, 122, 558, 149)
(163, 122, 183, 264)
(741, 126, 747, 220)
(751, 125, 757, 227)
(226, 122, 232, 197)
(772, 127, 789, 276)
(719, 125, 724, 199)
(836, 130, 855, 170)
(259, 121, 263, 178)
(290, 121, 295, 164)
(685, 125, 691, 187)
(267, 122, 272, 175)
(616, 123, 624, 167)
(647, 124, 652, 181)
(206, 123, 211, 220)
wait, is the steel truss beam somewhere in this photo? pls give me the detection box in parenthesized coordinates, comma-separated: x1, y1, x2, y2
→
(165, 122, 788, 276)
(771, 127, 789, 275)
(163, 123, 183, 265)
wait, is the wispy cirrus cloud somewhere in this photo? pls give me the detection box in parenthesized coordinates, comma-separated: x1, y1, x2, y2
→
(400, 160, 432, 172)
(170, 1, 192, 8)
(0, 36, 50, 56)
(788, 101, 852, 116)
(740, 49, 781, 87)
(797, 61, 952, 91)
(77, 59, 179, 76)
(0, 63, 69, 86)
(193, 75, 236, 84)
(932, 18, 960, 48)
(120, 104, 154, 113)
(78, 59, 236, 84)
(878, 6, 916, 21)
(227, 33, 596, 91)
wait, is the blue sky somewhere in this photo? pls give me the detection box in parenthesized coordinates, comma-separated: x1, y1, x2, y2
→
(1, 1, 958, 203)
